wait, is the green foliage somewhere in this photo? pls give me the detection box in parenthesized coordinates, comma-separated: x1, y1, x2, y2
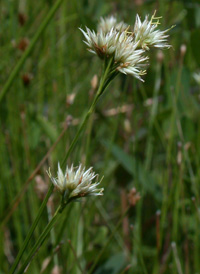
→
(0, 0, 200, 273)
(191, 29, 200, 66)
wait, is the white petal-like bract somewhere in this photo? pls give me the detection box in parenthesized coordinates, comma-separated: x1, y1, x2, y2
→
(133, 13, 171, 50)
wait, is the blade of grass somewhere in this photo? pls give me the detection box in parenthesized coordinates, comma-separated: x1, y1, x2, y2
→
(0, 123, 69, 227)
(0, 0, 65, 103)
(9, 184, 54, 274)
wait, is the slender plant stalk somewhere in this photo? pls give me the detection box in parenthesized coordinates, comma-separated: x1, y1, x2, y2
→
(0, 0, 65, 103)
(48, 204, 59, 266)
(171, 243, 183, 274)
(61, 57, 115, 168)
(9, 184, 54, 274)
(67, 239, 85, 274)
(17, 205, 63, 274)
(144, 60, 162, 171)
(10, 58, 115, 273)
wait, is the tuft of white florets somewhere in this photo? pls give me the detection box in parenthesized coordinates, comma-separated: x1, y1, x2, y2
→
(114, 34, 148, 80)
(47, 163, 104, 199)
(80, 27, 118, 58)
(79, 27, 147, 81)
(133, 12, 172, 50)
(80, 12, 172, 81)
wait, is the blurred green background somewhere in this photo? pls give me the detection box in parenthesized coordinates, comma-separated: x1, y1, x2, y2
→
(1, 0, 200, 273)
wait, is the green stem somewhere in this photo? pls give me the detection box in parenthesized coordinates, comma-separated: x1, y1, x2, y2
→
(9, 183, 54, 274)
(16, 205, 63, 274)
(0, 0, 65, 103)
(61, 57, 114, 168)
(144, 60, 161, 171)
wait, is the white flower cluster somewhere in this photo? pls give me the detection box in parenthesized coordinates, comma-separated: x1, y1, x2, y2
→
(80, 12, 172, 81)
(80, 27, 147, 80)
(47, 163, 104, 199)
(134, 13, 171, 50)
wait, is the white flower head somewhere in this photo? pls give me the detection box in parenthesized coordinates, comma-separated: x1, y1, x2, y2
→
(80, 12, 172, 81)
(133, 11, 172, 50)
(47, 163, 104, 200)
(97, 16, 128, 33)
(114, 34, 148, 80)
(79, 26, 148, 81)
(80, 27, 117, 58)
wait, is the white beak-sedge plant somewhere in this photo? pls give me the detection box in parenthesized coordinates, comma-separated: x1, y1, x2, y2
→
(14, 165, 103, 274)
(10, 12, 172, 273)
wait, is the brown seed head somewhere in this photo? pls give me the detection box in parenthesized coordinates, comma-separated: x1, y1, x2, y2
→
(17, 38, 30, 51)
(18, 12, 28, 26)
(128, 187, 141, 206)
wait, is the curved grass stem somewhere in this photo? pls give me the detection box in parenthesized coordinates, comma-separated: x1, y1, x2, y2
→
(9, 184, 54, 274)
(16, 205, 62, 274)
